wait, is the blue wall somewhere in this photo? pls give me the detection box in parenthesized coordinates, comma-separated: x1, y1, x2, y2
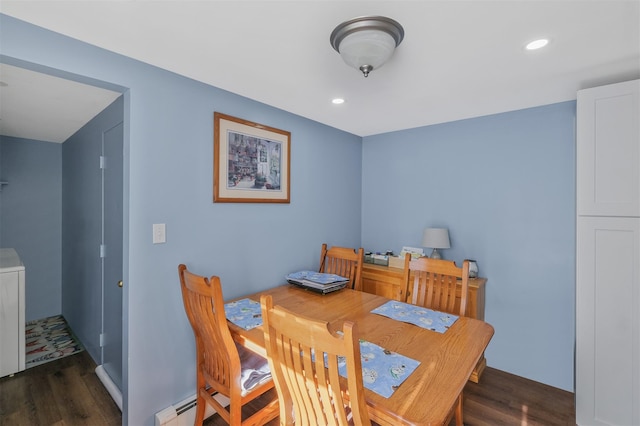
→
(0, 136, 62, 321)
(362, 102, 576, 391)
(1, 14, 362, 426)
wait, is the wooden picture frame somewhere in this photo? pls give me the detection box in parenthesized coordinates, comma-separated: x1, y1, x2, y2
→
(214, 112, 290, 203)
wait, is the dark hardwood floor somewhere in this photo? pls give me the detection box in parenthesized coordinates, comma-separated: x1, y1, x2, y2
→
(1, 352, 575, 426)
(0, 351, 121, 426)
(461, 367, 575, 426)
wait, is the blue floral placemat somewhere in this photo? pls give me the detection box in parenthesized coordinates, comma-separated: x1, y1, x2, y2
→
(324, 338, 420, 398)
(225, 298, 263, 330)
(371, 300, 458, 333)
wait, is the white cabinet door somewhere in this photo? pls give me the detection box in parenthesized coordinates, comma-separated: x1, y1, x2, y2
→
(577, 80, 639, 217)
(576, 216, 640, 426)
(0, 271, 22, 378)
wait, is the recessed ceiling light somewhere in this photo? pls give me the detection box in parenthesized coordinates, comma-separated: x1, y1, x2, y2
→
(525, 38, 549, 50)
(332, 98, 345, 105)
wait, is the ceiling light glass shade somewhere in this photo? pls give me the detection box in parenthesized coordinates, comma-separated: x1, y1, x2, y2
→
(338, 30, 396, 75)
(330, 16, 404, 77)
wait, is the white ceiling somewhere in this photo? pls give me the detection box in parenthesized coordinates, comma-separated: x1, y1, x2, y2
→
(1, 0, 639, 141)
(0, 63, 121, 143)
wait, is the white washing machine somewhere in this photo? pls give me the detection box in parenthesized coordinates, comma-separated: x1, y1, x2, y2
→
(0, 248, 26, 377)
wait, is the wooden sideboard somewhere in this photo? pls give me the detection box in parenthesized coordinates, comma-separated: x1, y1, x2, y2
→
(361, 262, 488, 382)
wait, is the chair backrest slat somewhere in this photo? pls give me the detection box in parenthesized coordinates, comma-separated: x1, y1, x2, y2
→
(406, 258, 470, 317)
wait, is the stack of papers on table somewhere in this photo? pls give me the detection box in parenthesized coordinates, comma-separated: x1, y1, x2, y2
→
(286, 270, 349, 294)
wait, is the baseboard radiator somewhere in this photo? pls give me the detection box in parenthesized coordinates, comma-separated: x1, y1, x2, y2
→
(155, 392, 230, 426)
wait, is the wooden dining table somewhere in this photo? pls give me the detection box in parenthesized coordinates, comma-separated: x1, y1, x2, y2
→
(227, 284, 494, 426)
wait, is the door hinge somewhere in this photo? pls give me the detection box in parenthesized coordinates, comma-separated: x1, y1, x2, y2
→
(100, 155, 106, 169)
(99, 333, 106, 347)
(100, 244, 106, 258)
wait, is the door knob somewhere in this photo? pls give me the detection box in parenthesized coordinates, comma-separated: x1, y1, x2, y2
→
(117, 280, 123, 288)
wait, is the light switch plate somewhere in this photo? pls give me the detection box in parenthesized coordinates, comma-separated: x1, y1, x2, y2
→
(153, 223, 166, 244)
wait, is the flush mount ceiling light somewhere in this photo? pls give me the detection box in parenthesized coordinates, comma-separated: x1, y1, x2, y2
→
(330, 16, 404, 77)
(526, 38, 549, 50)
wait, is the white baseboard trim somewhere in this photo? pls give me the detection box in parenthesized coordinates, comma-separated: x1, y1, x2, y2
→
(95, 364, 123, 411)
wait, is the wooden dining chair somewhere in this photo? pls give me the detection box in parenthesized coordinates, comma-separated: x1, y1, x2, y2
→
(178, 264, 279, 426)
(405, 257, 470, 426)
(319, 243, 365, 291)
(260, 294, 371, 426)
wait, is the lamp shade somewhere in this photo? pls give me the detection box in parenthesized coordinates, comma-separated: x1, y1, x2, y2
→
(330, 16, 404, 77)
(422, 228, 451, 249)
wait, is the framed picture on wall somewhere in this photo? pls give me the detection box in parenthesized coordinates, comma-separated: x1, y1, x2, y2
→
(214, 112, 291, 203)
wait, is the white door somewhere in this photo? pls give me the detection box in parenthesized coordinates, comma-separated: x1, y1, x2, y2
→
(576, 216, 640, 425)
(101, 122, 124, 391)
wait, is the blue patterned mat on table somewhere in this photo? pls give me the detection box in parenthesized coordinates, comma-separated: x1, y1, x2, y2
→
(326, 339, 420, 398)
(225, 298, 263, 330)
(371, 300, 458, 333)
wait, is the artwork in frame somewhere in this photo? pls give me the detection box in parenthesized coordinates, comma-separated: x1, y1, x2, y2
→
(214, 112, 291, 203)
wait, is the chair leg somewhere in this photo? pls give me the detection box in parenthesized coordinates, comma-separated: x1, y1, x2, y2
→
(194, 390, 206, 426)
(454, 393, 463, 426)
(229, 397, 243, 426)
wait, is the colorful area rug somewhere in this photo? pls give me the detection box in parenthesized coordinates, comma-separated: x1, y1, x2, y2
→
(25, 315, 84, 369)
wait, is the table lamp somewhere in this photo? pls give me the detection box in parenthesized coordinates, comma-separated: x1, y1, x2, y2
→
(422, 228, 450, 259)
